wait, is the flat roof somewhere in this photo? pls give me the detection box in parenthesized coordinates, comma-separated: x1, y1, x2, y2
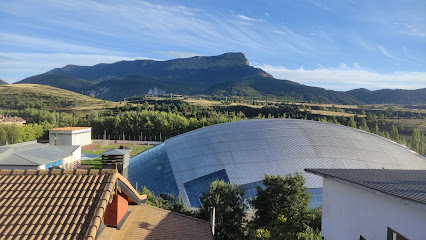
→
(101, 149, 132, 156)
(305, 168, 426, 206)
(49, 127, 92, 131)
(0, 141, 79, 166)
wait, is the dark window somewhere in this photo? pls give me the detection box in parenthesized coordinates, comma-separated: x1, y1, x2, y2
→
(359, 236, 366, 240)
(387, 227, 409, 240)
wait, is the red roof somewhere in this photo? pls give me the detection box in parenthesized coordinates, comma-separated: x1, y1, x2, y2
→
(49, 127, 92, 131)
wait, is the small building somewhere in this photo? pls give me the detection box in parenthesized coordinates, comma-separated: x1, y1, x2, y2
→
(49, 127, 92, 146)
(101, 149, 131, 179)
(0, 169, 213, 240)
(0, 114, 26, 125)
(0, 140, 81, 169)
(305, 168, 426, 240)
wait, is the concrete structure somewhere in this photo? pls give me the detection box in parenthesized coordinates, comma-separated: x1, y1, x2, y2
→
(0, 140, 81, 169)
(49, 127, 92, 146)
(128, 119, 426, 208)
(306, 169, 426, 240)
(0, 114, 26, 125)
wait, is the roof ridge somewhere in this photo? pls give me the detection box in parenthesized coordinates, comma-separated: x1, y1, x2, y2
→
(84, 172, 117, 240)
(116, 173, 147, 201)
(0, 168, 117, 175)
(142, 204, 210, 224)
(10, 152, 39, 165)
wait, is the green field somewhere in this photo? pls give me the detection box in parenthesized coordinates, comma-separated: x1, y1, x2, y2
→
(80, 144, 153, 169)
(91, 144, 153, 156)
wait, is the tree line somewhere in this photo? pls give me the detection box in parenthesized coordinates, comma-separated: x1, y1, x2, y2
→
(1, 100, 424, 154)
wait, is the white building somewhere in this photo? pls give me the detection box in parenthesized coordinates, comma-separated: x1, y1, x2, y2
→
(306, 169, 426, 240)
(0, 140, 81, 170)
(49, 127, 92, 146)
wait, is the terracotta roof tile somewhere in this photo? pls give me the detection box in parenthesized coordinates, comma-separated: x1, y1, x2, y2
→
(98, 205, 213, 240)
(0, 169, 118, 240)
(49, 127, 91, 131)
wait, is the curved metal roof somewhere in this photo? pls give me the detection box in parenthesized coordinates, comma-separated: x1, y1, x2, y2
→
(164, 119, 426, 189)
(129, 119, 426, 207)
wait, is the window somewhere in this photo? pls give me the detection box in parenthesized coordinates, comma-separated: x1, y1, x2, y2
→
(387, 227, 408, 240)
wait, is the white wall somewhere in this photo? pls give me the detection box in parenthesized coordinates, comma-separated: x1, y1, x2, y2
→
(62, 146, 81, 169)
(322, 178, 426, 240)
(49, 129, 91, 146)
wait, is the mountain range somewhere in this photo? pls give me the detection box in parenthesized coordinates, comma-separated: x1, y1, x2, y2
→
(15, 52, 426, 104)
(0, 79, 8, 85)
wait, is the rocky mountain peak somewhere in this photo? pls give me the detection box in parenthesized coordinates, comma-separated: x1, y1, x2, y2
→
(167, 52, 250, 70)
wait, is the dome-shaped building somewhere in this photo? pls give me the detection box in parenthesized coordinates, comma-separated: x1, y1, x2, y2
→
(128, 119, 426, 208)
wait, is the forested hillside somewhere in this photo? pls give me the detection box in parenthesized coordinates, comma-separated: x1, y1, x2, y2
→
(347, 88, 426, 104)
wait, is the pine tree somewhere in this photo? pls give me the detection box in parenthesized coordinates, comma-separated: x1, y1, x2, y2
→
(407, 129, 425, 155)
(348, 116, 356, 128)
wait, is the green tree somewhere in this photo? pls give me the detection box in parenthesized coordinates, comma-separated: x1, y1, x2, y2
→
(0, 125, 7, 144)
(407, 129, 425, 155)
(348, 116, 356, 128)
(373, 123, 379, 135)
(252, 173, 312, 239)
(358, 118, 369, 132)
(168, 193, 194, 217)
(297, 226, 323, 240)
(198, 180, 245, 240)
(140, 186, 168, 208)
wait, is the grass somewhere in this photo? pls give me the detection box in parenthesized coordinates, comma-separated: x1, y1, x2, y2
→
(80, 150, 103, 166)
(92, 144, 153, 156)
(0, 84, 122, 112)
(302, 109, 365, 117)
(80, 144, 153, 169)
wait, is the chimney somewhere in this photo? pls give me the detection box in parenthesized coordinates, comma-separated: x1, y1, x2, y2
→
(103, 191, 130, 228)
(101, 149, 131, 178)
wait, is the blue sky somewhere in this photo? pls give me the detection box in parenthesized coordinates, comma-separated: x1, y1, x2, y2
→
(0, 0, 425, 90)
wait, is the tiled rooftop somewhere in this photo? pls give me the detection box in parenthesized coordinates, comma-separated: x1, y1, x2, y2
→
(305, 169, 426, 205)
(0, 169, 121, 240)
(49, 127, 91, 131)
(98, 204, 213, 240)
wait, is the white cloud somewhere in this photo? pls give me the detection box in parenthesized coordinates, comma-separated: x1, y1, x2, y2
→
(377, 45, 401, 61)
(233, 14, 263, 22)
(0, 52, 147, 83)
(256, 64, 426, 90)
(0, 33, 126, 55)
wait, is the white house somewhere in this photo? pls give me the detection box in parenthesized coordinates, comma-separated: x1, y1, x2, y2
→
(49, 127, 92, 146)
(305, 168, 426, 240)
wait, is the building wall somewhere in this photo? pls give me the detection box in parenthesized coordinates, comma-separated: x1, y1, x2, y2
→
(49, 132, 73, 145)
(76, 131, 91, 146)
(62, 146, 81, 169)
(322, 178, 426, 240)
(49, 129, 91, 146)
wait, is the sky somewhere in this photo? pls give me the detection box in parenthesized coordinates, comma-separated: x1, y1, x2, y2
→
(0, 0, 425, 90)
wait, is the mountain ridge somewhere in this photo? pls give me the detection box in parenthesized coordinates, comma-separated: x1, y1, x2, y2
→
(13, 52, 426, 104)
